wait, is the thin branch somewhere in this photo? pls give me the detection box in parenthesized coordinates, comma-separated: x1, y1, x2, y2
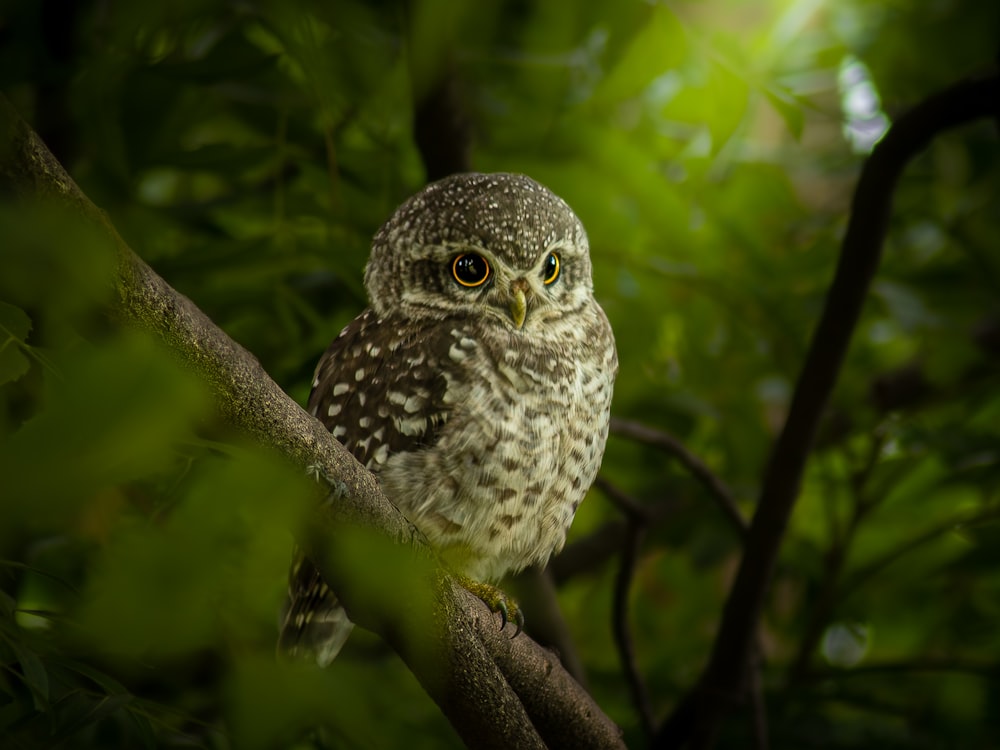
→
(551, 518, 631, 583)
(0, 95, 625, 750)
(610, 418, 747, 536)
(595, 474, 651, 522)
(804, 659, 1000, 681)
(655, 74, 1000, 750)
(838, 505, 1000, 602)
(551, 492, 682, 585)
(787, 433, 887, 687)
(595, 478, 656, 739)
(614, 518, 656, 740)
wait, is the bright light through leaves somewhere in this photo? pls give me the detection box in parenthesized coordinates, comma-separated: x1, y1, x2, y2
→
(838, 55, 891, 153)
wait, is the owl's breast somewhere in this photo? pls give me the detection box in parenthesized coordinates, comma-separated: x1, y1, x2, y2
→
(380, 312, 616, 581)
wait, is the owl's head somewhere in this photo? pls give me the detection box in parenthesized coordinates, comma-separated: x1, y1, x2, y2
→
(365, 173, 594, 332)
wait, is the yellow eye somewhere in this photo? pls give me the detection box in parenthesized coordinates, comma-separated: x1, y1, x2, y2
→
(452, 253, 491, 287)
(542, 252, 560, 285)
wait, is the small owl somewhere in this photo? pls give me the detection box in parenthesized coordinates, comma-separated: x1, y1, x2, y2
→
(280, 172, 617, 665)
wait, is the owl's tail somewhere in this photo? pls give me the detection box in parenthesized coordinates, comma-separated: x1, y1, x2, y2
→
(278, 548, 354, 667)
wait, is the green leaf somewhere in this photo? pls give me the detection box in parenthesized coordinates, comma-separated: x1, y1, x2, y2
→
(662, 58, 750, 156)
(59, 659, 130, 696)
(50, 693, 136, 742)
(763, 85, 805, 140)
(0, 589, 15, 619)
(7, 640, 49, 710)
(593, 5, 688, 104)
(0, 301, 31, 387)
(0, 331, 212, 532)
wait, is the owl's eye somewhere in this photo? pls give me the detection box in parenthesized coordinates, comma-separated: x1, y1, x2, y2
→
(452, 253, 491, 288)
(542, 252, 560, 285)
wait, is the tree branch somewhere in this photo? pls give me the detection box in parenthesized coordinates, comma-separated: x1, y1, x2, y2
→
(508, 565, 589, 686)
(803, 659, 1000, 682)
(748, 649, 769, 750)
(0, 95, 624, 750)
(613, 516, 655, 740)
(837, 505, 1000, 604)
(787, 433, 885, 688)
(413, 68, 472, 181)
(655, 74, 1000, 749)
(609, 417, 747, 537)
(551, 492, 681, 585)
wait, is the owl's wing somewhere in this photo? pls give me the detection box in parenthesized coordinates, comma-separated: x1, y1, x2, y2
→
(307, 309, 450, 466)
(278, 309, 449, 666)
(277, 551, 354, 666)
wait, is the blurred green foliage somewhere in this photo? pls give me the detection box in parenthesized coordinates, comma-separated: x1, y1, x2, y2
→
(1, 0, 999, 747)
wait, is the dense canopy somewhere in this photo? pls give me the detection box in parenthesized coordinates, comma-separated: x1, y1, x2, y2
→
(1, 1, 999, 748)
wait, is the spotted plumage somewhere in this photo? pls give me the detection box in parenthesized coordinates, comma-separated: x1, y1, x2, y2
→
(279, 172, 617, 665)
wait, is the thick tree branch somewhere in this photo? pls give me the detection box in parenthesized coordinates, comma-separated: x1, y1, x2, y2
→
(0, 95, 624, 750)
(748, 651, 769, 750)
(656, 74, 1000, 749)
(508, 566, 589, 686)
(413, 68, 472, 181)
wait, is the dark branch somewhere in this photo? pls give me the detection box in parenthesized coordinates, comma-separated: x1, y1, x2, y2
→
(787, 432, 886, 687)
(803, 659, 1000, 681)
(748, 649, 769, 750)
(612, 515, 655, 740)
(413, 69, 472, 180)
(656, 74, 1000, 750)
(610, 418, 747, 536)
(595, 474, 651, 523)
(551, 518, 632, 583)
(838, 505, 1000, 603)
(551, 492, 682, 585)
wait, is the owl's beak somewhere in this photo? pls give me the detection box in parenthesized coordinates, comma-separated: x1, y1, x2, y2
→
(509, 280, 529, 329)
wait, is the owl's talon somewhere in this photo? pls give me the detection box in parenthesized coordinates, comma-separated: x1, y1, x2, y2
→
(497, 600, 509, 630)
(511, 609, 524, 639)
(460, 577, 523, 637)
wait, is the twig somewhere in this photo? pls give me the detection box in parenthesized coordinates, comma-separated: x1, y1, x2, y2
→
(804, 659, 1000, 681)
(552, 490, 682, 584)
(610, 418, 747, 536)
(597, 478, 657, 739)
(838, 506, 1000, 601)
(787, 432, 887, 686)
(615, 519, 656, 740)
(595, 474, 651, 522)
(551, 518, 632, 583)
(654, 74, 1000, 750)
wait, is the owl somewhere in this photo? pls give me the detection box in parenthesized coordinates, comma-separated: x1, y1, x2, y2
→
(279, 172, 617, 665)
